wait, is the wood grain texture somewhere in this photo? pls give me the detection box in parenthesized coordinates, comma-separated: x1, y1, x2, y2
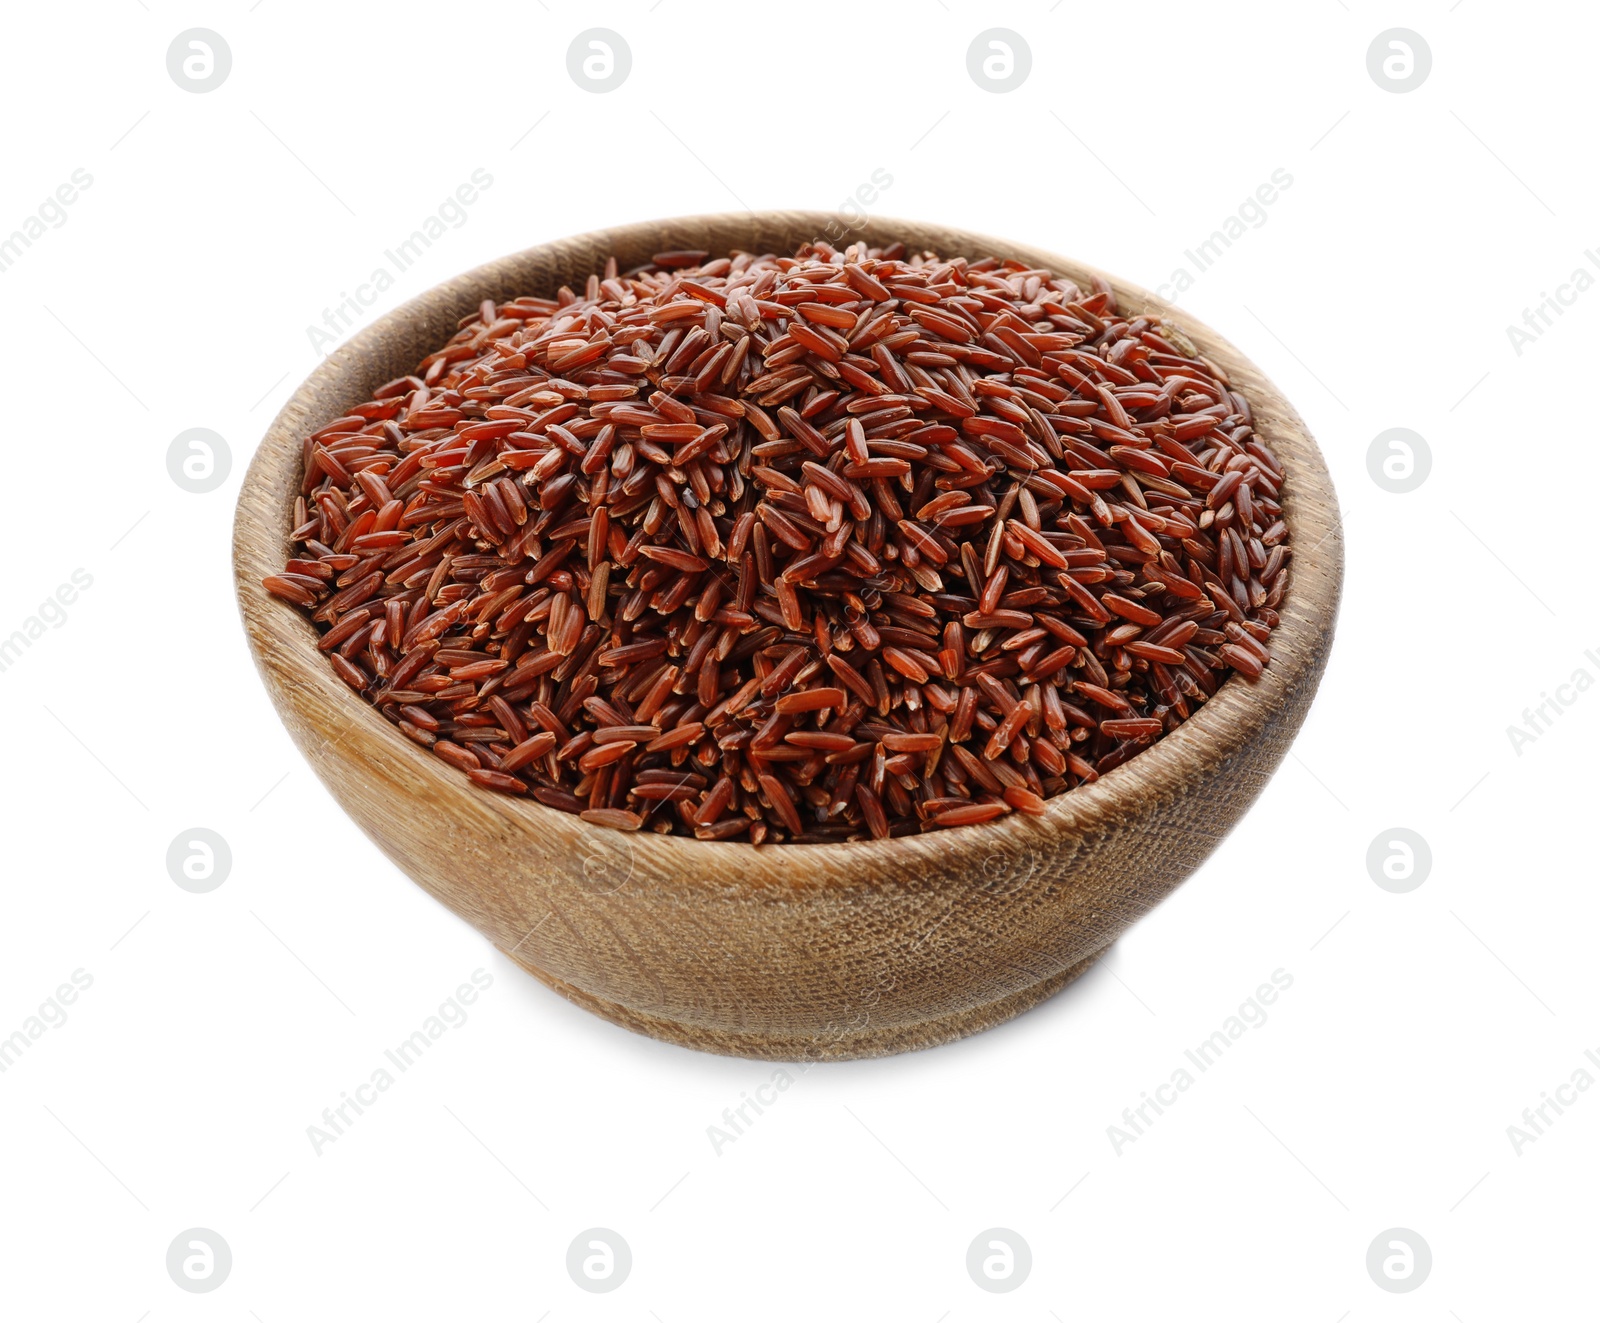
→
(233, 212, 1343, 1060)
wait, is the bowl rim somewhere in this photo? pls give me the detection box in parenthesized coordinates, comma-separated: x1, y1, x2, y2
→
(233, 209, 1343, 891)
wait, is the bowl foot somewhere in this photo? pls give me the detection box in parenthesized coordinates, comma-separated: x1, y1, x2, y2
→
(497, 945, 1108, 1061)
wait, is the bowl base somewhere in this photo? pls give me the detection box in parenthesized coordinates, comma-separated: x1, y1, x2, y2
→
(498, 945, 1108, 1061)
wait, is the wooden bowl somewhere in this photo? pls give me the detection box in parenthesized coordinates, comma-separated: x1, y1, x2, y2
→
(234, 212, 1342, 1061)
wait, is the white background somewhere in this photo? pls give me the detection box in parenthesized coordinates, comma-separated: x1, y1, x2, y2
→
(1, 1, 1594, 1317)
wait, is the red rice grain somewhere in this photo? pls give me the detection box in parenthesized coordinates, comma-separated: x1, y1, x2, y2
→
(266, 239, 1290, 842)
